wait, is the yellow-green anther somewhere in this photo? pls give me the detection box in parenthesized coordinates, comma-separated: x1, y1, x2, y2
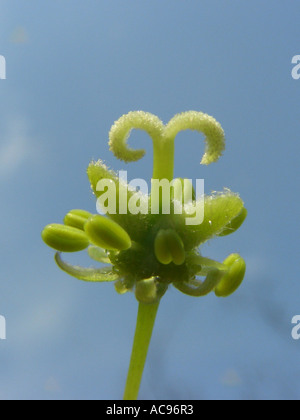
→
(154, 230, 172, 265)
(84, 215, 131, 251)
(165, 229, 185, 265)
(154, 229, 185, 266)
(164, 111, 225, 165)
(217, 207, 248, 237)
(215, 253, 246, 297)
(41, 224, 89, 252)
(64, 209, 92, 231)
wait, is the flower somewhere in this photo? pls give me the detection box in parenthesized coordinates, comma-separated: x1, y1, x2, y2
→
(42, 111, 247, 304)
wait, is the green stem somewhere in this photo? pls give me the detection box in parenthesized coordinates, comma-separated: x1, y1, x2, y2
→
(152, 139, 175, 181)
(123, 302, 160, 400)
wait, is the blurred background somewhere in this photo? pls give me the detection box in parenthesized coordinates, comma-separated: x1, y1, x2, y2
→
(0, 0, 299, 400)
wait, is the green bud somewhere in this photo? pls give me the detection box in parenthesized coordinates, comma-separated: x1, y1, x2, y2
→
(154, 229, 185, 266)
(84, 215, 131, 251)
(41, 224, 89, 252)
(218, 207, 247, 237)
(64, 209, 92, 231)
(215, 253, 246, 297)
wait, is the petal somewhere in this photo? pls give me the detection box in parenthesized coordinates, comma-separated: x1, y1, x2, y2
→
(87, 160, 137, 216)
(217, 207, 247, 237)
(55, 253, 119, 282)
(87, 159, 121, 199)
(180, 190, 245, 249)
(87, 160, 150, 240)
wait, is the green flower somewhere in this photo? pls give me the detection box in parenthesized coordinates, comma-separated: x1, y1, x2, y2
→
(42, 111, 246, 303)
(42, 111, 247, 400)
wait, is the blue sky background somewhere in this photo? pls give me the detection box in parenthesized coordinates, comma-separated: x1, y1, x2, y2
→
(0, 0, 299, 400)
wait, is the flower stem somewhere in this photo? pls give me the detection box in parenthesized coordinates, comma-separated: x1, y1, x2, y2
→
(123, 302, 160, 400)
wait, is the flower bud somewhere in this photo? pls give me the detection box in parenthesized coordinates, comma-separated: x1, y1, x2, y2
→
(84, 215, 131, 251)
(41, 224, 89, 252)
(214, 253, 246, 297)
(64, 209, 92, 231)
